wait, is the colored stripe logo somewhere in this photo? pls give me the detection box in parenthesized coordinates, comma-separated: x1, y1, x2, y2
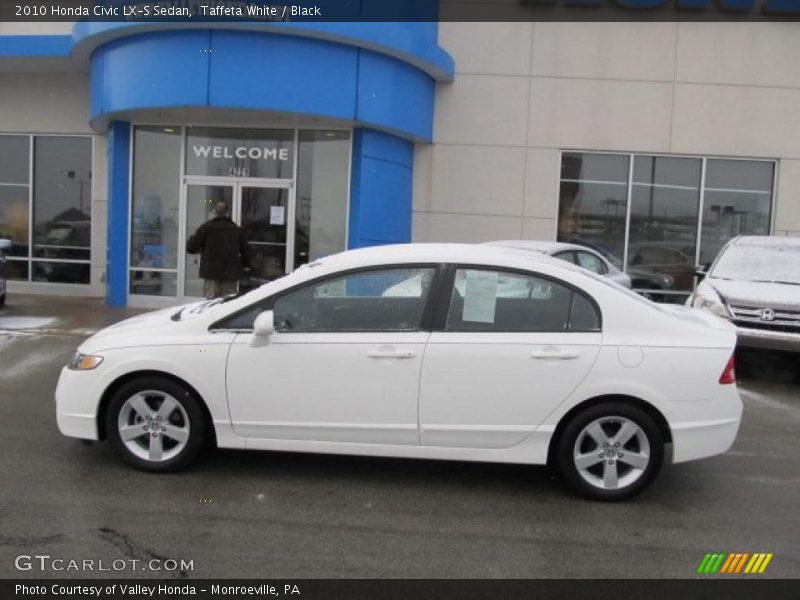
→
(697, 552, 773, 574)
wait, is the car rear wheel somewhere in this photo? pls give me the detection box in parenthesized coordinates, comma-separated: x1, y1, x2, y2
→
(105, 376, 206, 472)
(556, 402, 664, 501)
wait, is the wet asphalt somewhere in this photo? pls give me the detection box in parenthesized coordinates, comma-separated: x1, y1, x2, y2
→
(0, 294, 798, 579)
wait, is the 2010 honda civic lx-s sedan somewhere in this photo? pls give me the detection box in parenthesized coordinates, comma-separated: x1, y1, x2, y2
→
(56, 244, 742, 500)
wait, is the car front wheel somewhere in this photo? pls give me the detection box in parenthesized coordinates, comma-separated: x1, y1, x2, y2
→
(105, 376, 206, 472)
(556, 402, 664, 501)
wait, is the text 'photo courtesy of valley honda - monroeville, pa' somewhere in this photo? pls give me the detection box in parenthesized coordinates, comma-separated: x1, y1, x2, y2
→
(55, 243, 742, 501)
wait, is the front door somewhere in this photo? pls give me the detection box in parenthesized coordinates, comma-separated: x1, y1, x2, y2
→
(181, 180, 293, 301)
(225, 266, 437, 444)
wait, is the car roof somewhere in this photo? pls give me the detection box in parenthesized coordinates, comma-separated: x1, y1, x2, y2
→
(483, 240, 587, 254)
(307, 242, 574, 271)
(732, 235, 800, 248)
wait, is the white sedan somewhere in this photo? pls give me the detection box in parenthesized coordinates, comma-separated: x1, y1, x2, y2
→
(56, 244, 742, 501)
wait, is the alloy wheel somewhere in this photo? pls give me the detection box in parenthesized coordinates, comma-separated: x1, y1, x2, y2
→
(116, 390, 191, 462)
(572, 416, 651, 491)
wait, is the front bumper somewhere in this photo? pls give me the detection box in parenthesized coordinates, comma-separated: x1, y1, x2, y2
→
(55, 366, 102, 440)
(734, 325, 800, 353)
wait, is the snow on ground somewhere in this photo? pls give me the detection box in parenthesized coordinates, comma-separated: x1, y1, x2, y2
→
(0, 316, 58, 330)
(0, 316, 98, 337)
(0, 337, 65, 381)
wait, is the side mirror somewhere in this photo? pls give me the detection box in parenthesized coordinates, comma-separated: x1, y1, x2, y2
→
(250, 311, 275, 348)
(253, 310, 275, 336)
(0, 239, 11, 252)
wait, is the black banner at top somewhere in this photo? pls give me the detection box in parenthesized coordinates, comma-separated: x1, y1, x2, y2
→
(2, 0, 800, 22)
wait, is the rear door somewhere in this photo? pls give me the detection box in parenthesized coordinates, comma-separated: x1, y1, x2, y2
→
(419, 266, 602, 448)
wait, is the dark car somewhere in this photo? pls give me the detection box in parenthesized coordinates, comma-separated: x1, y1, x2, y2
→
(559, 236, 676, 301)
(0, 238, 11, 307)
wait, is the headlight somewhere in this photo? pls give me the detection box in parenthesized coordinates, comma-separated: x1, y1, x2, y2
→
(68, 352, 104, 370)
(691, 285, 729, 318)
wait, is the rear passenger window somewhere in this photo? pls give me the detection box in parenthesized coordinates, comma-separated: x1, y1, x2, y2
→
(445, 268, 600, 333)
(568, 291, 600, 331)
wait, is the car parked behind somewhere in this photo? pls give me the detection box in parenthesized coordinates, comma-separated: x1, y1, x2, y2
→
(688, 235, 800, 353)
(483, 240, 632, 288)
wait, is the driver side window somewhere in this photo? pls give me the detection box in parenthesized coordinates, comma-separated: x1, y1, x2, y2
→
(273, 267, 435, 333)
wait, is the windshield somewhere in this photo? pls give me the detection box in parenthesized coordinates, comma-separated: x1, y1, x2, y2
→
(711, 243, 800, 285)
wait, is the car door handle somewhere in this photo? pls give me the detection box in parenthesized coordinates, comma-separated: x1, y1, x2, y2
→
(530, 350, 580, 360)
(367, 350, 416, 359)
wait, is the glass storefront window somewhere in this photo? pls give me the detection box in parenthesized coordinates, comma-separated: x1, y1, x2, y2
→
(0, 136, 30, 260)
(4, 259, 28, 282)
(129, 270, 178, 297)
(701, 160, 774, 266)
(130, 127, 181, 295)
(32, 262, 90, 285)
(0, 185, 29, 259)
(0, 135, 29, 184)
(186, 128, 294, 179)
(33, 137, 93, 264)
(558, 152, 629, 266)
(558, 152, 775, 302)
(0, 134, 92, 284)
(627, 156, 701, 293)
(295, 130, 350, 267)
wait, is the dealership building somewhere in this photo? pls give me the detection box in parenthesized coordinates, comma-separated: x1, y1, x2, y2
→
(1, 14, 798, 307)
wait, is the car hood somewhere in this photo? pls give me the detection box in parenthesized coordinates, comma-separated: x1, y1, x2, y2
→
(78, 300, 224, 353)
(659, 304, 738, 336)
(708, 279, 800, 310)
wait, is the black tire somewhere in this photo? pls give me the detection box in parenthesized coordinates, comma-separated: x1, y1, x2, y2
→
(105, 376, 206, 472)
(0, 293, 5, 308)
(556, 402, 664, 501)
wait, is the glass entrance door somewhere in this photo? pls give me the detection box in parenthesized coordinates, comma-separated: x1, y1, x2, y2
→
(181, 180, 293, 301)
(183, 183, 234, 299)
(240, 186, 292, 288)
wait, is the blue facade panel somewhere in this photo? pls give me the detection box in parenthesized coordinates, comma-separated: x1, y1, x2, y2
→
(90, 29, 438, 143)
(349, 129, 414, 249)
(92, 31, 211, 117)
(89, 51, 104, 118)
(208, 31, 358, 120)
(356, 49, 435, 142)
(106, 121, 131, 308)
(71, 22, 454, 81)
(0, 35, 71, 56)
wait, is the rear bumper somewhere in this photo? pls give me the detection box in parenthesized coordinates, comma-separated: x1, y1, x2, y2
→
(671, 417, 741, 463)
(670, 386, 743, 463)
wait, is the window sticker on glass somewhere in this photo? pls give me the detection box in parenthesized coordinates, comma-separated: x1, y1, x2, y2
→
(462, 270, 499, 323)
(269, 205, 285, 226)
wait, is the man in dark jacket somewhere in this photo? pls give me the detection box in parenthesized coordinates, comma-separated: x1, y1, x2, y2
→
(186, 202, 249, 299)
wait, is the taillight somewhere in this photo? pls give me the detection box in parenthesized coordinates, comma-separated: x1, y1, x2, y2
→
(719, 354, 736, 385)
